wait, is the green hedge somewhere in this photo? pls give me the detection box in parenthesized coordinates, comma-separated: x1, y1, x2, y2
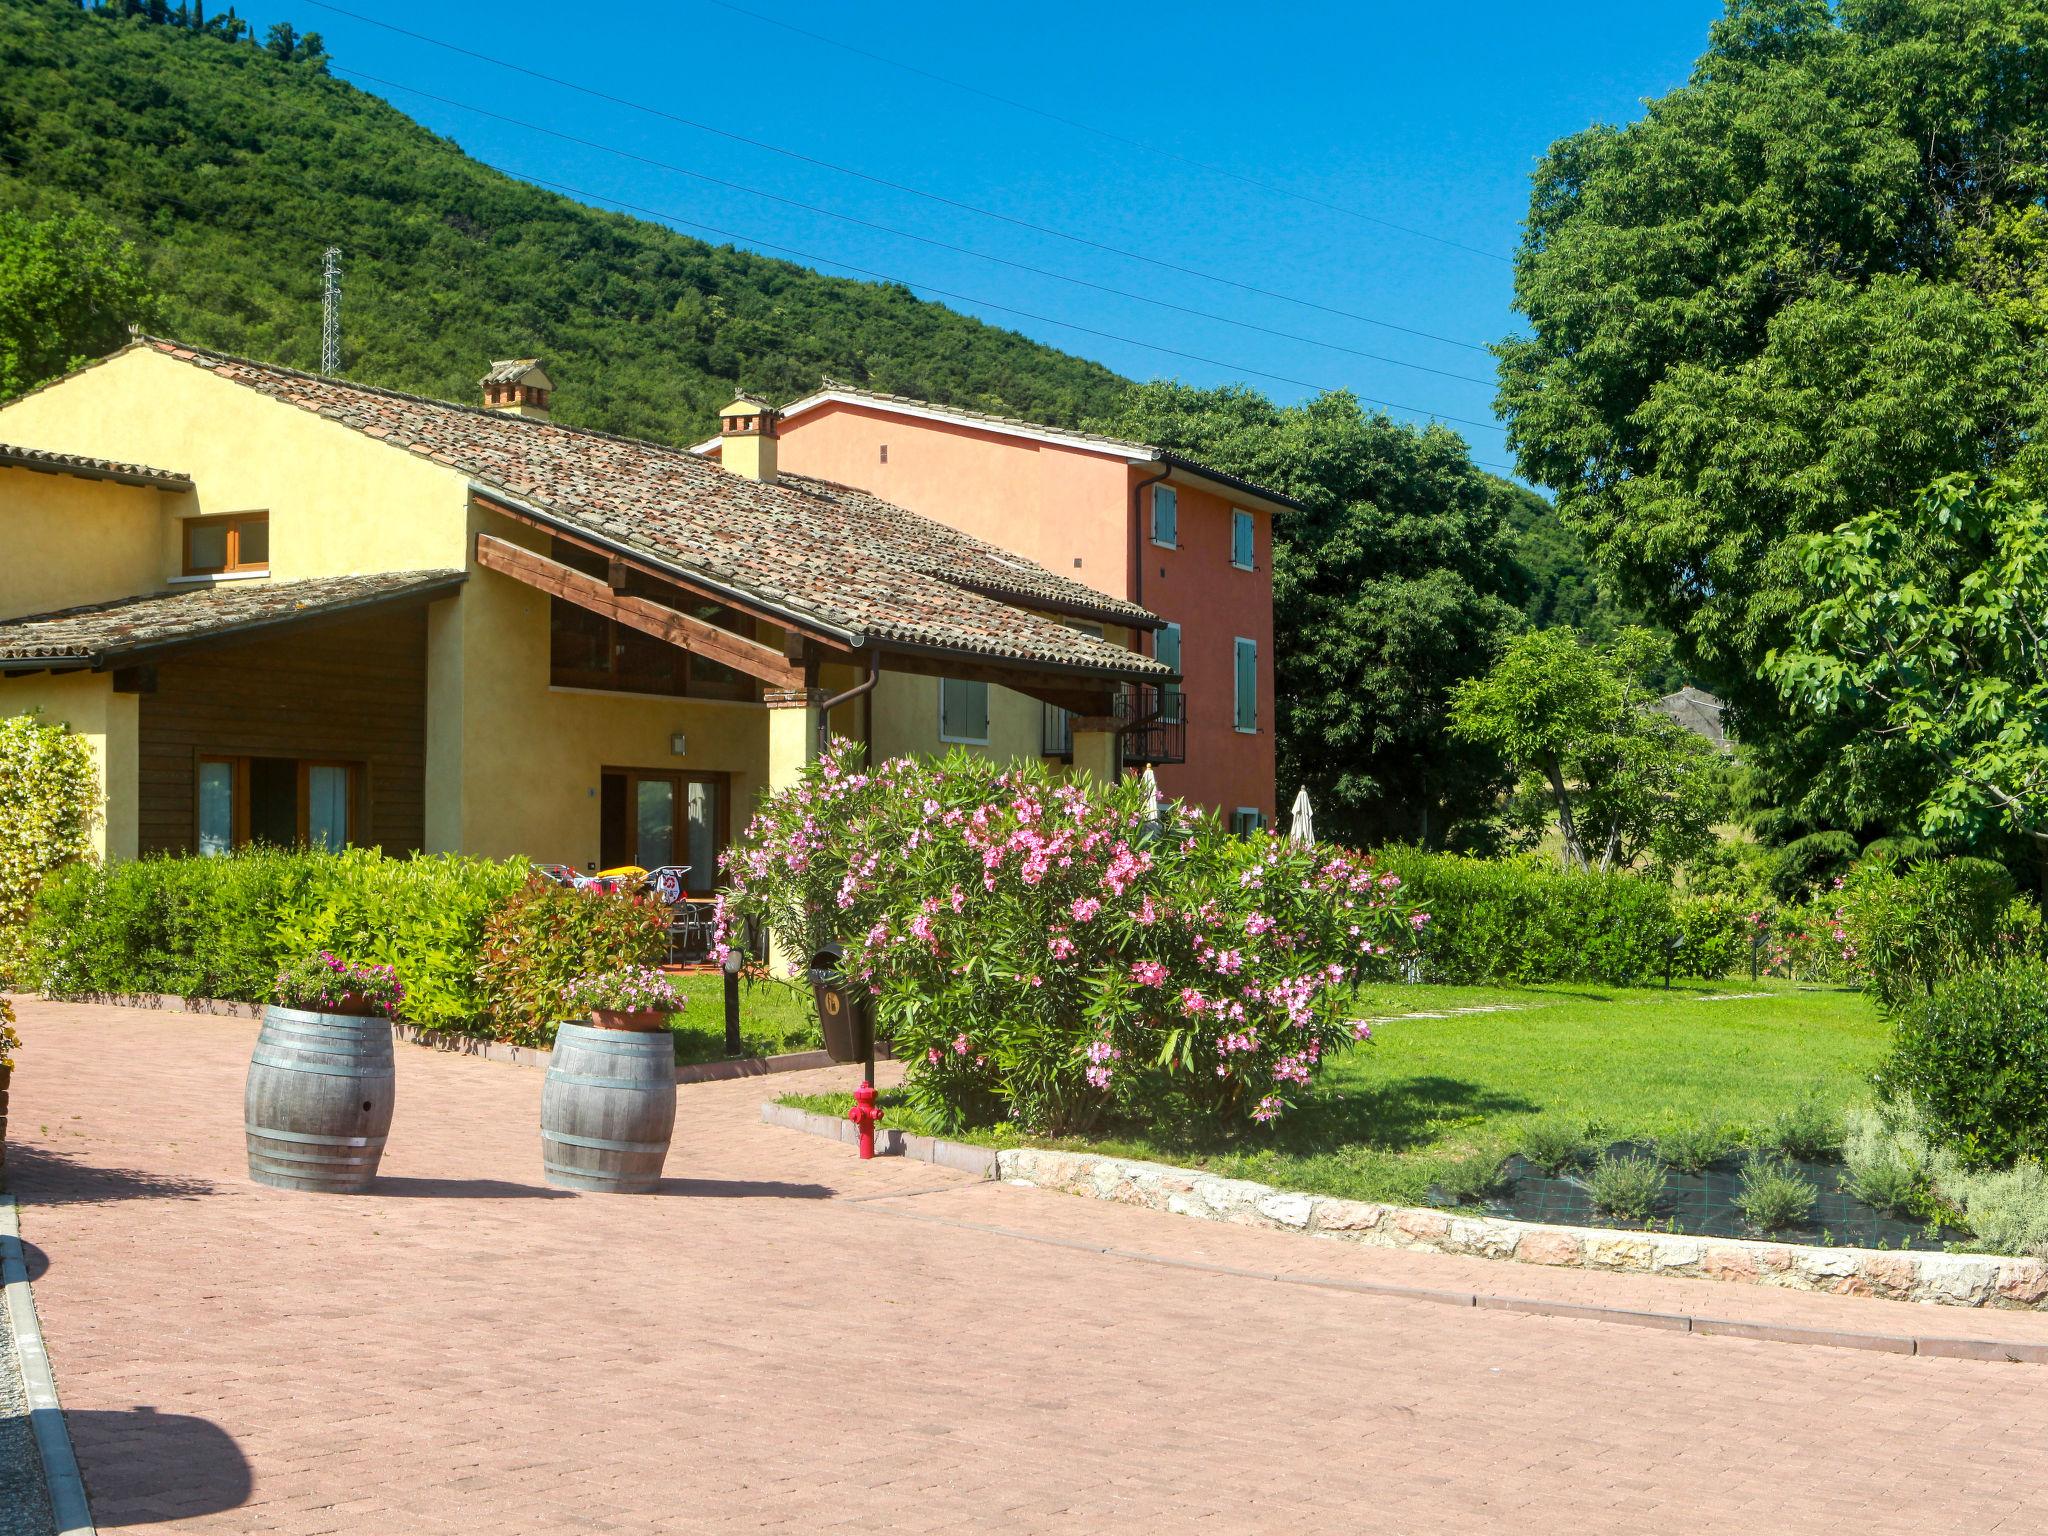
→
(27, 847, 526, 1029)
(1373, 848, 1681, 985)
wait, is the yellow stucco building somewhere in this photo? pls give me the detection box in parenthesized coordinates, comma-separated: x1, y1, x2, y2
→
(0, 340, 1172, 887)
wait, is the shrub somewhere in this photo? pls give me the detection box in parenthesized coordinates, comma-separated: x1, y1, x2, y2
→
(26, 848, 525, 1030)
(718, 744, 1422, 1136)
(1875, 963, 2048, 1169)
(273, 951, 405, 1017)
(1669, 894, 1747, 980)
(271, 848, 527, 1029)
(474, 879, 668, 1046)
(1842, 858, 2018, 1008)
(1759, 1090, 1841, 1161)
(1371, 848, 1675, 986)
(562, 965, 682, 1018)
(1518, 1119, 1596, 1174)
(1586, 1152, 1666, 1222)
(0, 712, 99, 984)
(0, 994, 17, 1070)
(26, 847, 317, 1000)
(1735, 1156, 1818, 1233)
(1434, 1148, 1508, 1205)
(1656, 1120, 1736, 1174)
(1946, 1161, 2048, 1260)
(1841, 1149, 1929, 1219)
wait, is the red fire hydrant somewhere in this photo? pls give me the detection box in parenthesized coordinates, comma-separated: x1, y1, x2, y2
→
(847, 1080, 884, 1160)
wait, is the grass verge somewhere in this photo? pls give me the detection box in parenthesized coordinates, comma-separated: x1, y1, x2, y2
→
(779, 979, 1885, 1206)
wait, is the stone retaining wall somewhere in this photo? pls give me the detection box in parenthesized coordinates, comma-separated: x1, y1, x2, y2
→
(995, 1147, 2048, 1312)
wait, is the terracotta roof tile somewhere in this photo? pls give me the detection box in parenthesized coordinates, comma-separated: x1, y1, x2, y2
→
(0, 570, 466, 667)
(0, 442, 192, 490)
(138, 339, 1168, 680)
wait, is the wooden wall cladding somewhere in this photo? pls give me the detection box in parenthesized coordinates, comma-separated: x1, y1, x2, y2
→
(137, 607, 430, 855)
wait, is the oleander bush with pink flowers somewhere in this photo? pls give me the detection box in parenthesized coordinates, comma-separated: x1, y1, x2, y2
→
(716, 743, 1425, 1136)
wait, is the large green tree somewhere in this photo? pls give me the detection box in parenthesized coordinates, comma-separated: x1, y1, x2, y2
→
(1085, 382, 1526, 848)
(0, 207, 154, 400)
(1496, 0, 2048, 849)
(1451, 627, 1722, 874)
(1768, 472, 2048, 873)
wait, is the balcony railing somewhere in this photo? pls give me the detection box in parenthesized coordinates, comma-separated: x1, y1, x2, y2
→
(1041, 685, 1187, 766)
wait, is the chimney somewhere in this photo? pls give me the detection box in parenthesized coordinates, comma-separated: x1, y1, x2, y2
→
(719, 392, 779, 483)
(480, 359, 555, 421)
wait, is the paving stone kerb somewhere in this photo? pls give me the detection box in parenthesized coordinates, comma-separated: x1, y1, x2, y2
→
(763, 1103, 2048, 1312)
(996, 1146, 2048, 1311)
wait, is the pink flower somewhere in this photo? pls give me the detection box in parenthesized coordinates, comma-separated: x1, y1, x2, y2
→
(1129, 960, 1169, 988)
(1070, 896, 1102, 924)
(952, 1033, 970, 1055)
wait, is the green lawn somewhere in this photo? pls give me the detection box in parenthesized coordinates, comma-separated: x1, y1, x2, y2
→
(782, 979, 1888, 1206)
(666, 974, 821, 1064)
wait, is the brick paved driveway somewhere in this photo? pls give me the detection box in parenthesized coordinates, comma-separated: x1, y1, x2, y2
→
(9, 996, 2048, 1535)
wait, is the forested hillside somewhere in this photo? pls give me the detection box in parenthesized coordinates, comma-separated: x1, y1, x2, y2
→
(0, 0, 1125, 440)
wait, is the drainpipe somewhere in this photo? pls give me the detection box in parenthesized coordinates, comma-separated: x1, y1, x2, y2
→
(1131, 460, 1171, 616)
(1129, 461, 1174, 744)
(818, 651, 881, 760)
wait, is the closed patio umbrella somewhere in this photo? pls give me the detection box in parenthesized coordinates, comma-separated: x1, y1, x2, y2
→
(1288, 786, 1316, 845)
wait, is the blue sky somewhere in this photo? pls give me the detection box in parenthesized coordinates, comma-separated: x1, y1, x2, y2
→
(293, 0, 1725, 470)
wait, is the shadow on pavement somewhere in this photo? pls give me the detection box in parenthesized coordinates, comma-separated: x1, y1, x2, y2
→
(7, 1145, 218, 1205)
(13, 1237, 47, 1283)
(368, 1176, 575, 1200)
(68, 1406, 251, 1528)
(657, 1177, 834, 1199)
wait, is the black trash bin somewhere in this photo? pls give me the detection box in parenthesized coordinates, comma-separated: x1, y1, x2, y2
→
(808, 942, 872, 1065)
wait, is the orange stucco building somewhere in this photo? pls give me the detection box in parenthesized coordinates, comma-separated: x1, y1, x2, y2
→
(695, 387, 1298, 825)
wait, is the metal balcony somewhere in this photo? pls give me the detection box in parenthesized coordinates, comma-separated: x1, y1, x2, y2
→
(1041, 686, 1187, 766)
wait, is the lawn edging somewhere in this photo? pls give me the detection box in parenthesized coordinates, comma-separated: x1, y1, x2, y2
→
(997, 1146, 2048, 1312)
(759, 1101, 2048, 1312)
(32, 991, 844, 1085)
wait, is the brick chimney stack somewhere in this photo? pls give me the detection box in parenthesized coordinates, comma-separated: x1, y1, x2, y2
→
(481, 359, 555, 421)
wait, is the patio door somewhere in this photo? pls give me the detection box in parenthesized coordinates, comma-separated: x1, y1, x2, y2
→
(599, 769, 727, 893)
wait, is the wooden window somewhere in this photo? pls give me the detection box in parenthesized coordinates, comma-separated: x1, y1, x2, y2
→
(1231, 509, 1256, 570)
(546, 538, 759, 699)
(1150, 484, 1178, 548)
(1234, 636, 1258, 733)
(1230, 807, 1265, 837)
(938, 678, 990, 744)
(183, 513, 270, 576)
(599, 769, 729, 894)
(196, 754, 360, 853)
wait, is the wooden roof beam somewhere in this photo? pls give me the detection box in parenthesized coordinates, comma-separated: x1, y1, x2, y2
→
(475, 533, 804, 690)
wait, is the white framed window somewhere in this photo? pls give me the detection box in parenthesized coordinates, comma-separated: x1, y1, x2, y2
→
(1233, 637, 1258, 733)
(1150, 484, 1178, 548)
(1231, 508, 1255, 570)
(1231, 807, 1264, 837)
(938, 677, 990, 744)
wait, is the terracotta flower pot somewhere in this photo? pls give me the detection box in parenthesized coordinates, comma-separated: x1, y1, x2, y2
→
(588, 1008, 668, 1033)
(326, 992, 384, 1018)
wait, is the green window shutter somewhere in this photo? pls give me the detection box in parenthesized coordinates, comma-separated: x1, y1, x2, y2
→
(940, 678, 989, 742)
(1234, 637, 1257, 731)
(1152, 485, 1177, 546)
(1232, 509, 1254, 569)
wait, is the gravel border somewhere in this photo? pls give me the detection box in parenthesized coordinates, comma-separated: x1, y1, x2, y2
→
(2, 1197, 91, 1534)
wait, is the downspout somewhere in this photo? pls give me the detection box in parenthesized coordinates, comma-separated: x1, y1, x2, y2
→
(1131, 460, 1172, 616)
(818, 651, 882, 760)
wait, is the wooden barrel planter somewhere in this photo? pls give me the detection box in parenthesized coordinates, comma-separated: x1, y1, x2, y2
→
(244, 1006, 396, 1193)
(540, 1022, 676, 1194)
(0, 1064, 10, 1191)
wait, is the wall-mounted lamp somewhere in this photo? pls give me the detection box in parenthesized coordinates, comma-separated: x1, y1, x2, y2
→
(670, 732, 688, 757)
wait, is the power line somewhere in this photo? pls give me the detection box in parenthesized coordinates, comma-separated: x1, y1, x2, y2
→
(304, 0, 1495, 355)
(490, 160, 1507, 434)
(338, 67, 1496, 389)
(696, 0, 1511, 266)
